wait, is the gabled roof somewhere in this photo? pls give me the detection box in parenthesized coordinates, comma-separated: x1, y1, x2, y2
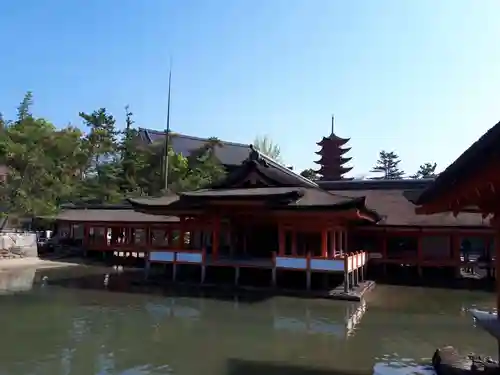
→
(328, 188, 488, 227)
(55, 203, 178, 223)
(325, 179, 489, 227)
(137, 128, 251, 166)
(417, 120, 500, 205)
(128, 147, 380, 221)
(212, 146, 319, 189)
(318, 179, 434, 191)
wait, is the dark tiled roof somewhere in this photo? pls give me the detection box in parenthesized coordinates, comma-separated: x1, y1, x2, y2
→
(182, 187, 364, 208)
(137, 128, 251, 166)
(56, 208, 178, 223)
(130, 187, 369, 213)
(329, 189, 488, 227)
(183, 187, 302, 200)
(122, 195, 179, 208)
(213, 147, 319, 189)
(128, 149, 377, 217)
(318, 179, 434, 191)
(417, 120, 500, 205)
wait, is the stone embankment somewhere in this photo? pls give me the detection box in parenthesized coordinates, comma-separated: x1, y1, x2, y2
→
(0, 232, 38, 259)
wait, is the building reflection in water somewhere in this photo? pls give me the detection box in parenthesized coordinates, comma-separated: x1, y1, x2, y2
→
(145, 296, 367, 339)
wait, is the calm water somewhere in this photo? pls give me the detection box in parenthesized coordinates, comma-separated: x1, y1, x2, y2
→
(0, 266, 496, 375)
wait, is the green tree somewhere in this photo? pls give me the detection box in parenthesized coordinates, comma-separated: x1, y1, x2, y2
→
(118, 105, 149, 196)
(171, 137, 226, 192)
(253, 135, 282, 162)
(300, 168, 319, 181)
(410, 162, 437, 179)
(370, 150, 405, 180)
(0, 93, 88, 215)
(0, 92, 229, 216)
(78, 108, 121, 203)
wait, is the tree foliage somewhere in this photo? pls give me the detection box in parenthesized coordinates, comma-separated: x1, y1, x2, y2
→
(0, 92, 227, 217)
(300, 168, 319, 181)
(253, 135, 282, 162)
(370, 150, 405, 180)
(410, 162, 437, 179)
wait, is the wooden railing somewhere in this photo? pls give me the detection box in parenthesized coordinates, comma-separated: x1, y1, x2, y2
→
(273, 251, 367, 274)
(148, 248, 206, 265)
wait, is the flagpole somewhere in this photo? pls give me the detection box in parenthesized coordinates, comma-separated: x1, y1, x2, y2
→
(164, 63, 172, 192)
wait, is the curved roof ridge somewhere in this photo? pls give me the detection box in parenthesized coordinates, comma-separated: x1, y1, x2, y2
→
(138, 127, 250, 148)
(249, 145, 319, 188)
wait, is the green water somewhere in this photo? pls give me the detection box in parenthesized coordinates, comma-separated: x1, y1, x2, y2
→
(0, 266, 496, 375)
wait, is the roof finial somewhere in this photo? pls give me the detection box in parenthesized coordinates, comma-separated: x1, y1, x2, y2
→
(331, 115, 335, 135)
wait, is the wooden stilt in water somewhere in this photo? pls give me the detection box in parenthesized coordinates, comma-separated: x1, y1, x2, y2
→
(201, 265, 206, 284)
(271, 267, 277, 287)
(172, 263, 177, 282)
(234, 267, 240, 286)
(306, 252, 311, 290)
(144, 253, 151, 280)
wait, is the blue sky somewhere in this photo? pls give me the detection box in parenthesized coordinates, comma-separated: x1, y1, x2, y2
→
(1, 0, 499, 177)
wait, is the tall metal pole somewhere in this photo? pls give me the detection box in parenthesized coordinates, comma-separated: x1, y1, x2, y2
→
(164, 64, 172, 192)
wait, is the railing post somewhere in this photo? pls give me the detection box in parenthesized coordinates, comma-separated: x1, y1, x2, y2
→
(306, 252, 312, 290)
(354, 251, 359, 286)
(271, 251, 277, 287)
(344, 253, 349, 292)
(360, 251, 365, 282)
(201, 247, 206, 284)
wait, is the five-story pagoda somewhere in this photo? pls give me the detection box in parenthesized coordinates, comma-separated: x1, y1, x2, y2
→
(314, 116, 353, 180)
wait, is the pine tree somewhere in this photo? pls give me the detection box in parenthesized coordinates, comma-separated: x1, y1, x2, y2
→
(410, 162, 437, 179)
(370, 150, 405, 180)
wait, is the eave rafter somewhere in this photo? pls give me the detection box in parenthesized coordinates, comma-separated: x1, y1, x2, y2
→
(416, 162, 500, 217)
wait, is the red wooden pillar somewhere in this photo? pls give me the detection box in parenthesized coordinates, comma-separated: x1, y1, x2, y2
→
(83, 223, 89, 247)
(291, 231, 297, 256)
(213, 216, 220, 260)
(166, 226, 175, 249)
(417, 232, 423, 277)
(146, 225, 151, 246)
(495, 231, 500, 328)
(485, 235, 492, 279)
(381, 232, 387, 259)
(381, 231, 387, 276)
(278, 224, 285, 256)
(321, 228, 328, 258)
(330, 230, 336, 257)
(450, 233, 460, 277)
(179, 216, 186, 250)
(344, 229, 349, 253)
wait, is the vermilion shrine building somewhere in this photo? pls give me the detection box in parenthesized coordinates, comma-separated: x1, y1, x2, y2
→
(415, 119, 500, 355)
(52, 122, 496, 288)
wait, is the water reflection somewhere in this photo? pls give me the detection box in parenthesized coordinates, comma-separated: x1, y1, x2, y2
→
(0, 267, 496, 375)
(146, 297, 366, 339)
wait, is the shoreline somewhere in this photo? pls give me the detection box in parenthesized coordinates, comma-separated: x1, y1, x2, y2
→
(0, 257, 84, 271)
